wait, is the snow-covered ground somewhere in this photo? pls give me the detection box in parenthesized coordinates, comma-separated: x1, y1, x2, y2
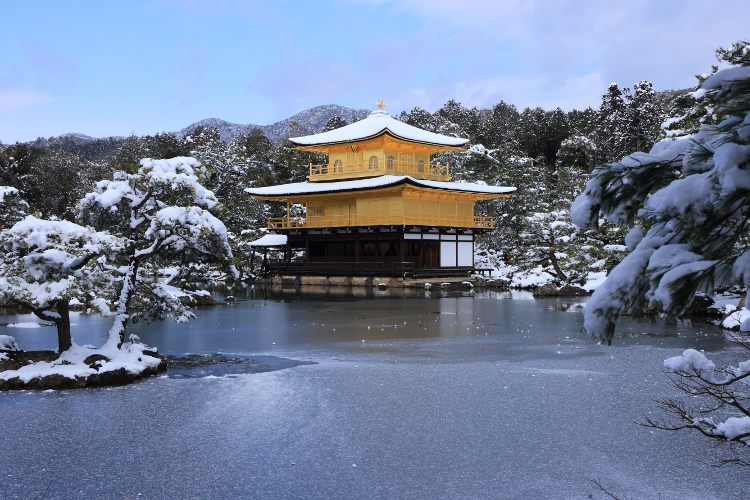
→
(474, 257, 608, 292)
(0, 339, 161, 385)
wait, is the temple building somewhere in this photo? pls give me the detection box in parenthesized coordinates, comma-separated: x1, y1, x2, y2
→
(246, 103, 515, 278)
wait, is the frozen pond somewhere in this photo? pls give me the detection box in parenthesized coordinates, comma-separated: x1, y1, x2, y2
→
(0, 286, 747, 499)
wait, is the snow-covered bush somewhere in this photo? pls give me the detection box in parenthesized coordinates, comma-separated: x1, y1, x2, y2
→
(0, 335, 18, 351)
(643, 344, 750, 465)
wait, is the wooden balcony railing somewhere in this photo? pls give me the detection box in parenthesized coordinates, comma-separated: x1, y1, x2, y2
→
(267, 214, 495, 229)
(308, 161, 450, 181)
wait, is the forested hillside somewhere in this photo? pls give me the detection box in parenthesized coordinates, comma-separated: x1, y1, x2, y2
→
(0, 83, 686, 286)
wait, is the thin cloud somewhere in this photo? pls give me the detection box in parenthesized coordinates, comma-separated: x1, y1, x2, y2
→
(346, 0, 750, 94)
(148, 0, 270, 21)
(249, 57, 356, 116)
(17, 38, 80, 88)
(0, 89, 55, 111)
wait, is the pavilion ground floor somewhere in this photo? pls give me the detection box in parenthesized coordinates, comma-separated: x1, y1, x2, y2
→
(262, 226, 487, 278)
(265, 275, 486, 289)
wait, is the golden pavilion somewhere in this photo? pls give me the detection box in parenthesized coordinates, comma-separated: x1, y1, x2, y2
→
(246, 103, 515, 278)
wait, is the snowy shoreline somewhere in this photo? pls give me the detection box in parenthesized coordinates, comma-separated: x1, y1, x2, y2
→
(0, 341, 166, 390)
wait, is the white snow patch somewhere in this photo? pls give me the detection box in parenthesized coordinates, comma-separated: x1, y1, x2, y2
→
(722, 307, 750, 331)
(582, 271, 608, 292)
(0, 335, 18, 350)
(0, 342, 161, 384)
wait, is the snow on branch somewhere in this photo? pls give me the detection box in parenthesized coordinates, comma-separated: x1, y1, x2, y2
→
(574, 61, 750, 343)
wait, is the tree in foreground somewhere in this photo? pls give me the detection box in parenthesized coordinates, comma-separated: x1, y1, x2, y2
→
(0, 216, 120, 351)
(572, 41, 750, 462)
(572, 42, 750, 342)
(80, 157, 237, 347)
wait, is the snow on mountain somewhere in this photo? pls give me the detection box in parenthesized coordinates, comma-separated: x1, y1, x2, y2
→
(178, 104, 371, 143)
(178, 118, 260, 143)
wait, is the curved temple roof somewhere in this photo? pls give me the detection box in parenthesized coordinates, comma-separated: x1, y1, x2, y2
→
(289, 110, 469, 148)
(246, 175, 515, 198)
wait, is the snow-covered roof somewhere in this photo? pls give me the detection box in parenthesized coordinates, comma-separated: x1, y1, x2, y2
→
(246, 175, 515, 198)
(247, 234, 288, 247)
(289, 110, 468, 148)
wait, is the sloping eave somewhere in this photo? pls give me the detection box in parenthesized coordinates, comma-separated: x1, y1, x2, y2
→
(247, 176, 515, 201)
(290, 128, 468, 153)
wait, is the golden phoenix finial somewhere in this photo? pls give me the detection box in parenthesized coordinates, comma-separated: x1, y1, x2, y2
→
(377, 99, 387, 109)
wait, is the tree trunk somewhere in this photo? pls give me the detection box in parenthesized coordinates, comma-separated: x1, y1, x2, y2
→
(249, 249, 256, 274)
(55, 300, 72, 352)
(30, 299, 72, 352)
(108, 255, 141, 346)
(547, 250, 567, 281)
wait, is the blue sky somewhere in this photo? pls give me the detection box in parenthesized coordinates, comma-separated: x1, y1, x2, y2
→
(1, 0, 747, 143)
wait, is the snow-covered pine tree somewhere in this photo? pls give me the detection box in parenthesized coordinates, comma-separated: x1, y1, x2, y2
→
(596, 84, 626, 163)
(571, 41, 750, 344)
(185, 128, 278, 279)
(0, 187, 28, 230)
(23, 149, 111, 221)
(435, 100, 480, 140)
(575, 42, 750, 464)
(0, 217, 122, 351)
(142, 132, 189, 160)
(233, 129, 276, 187)
(516, 107, 571, 166)
(397, 107, 439, 132)
(476, 101, 520, 150)
(322, 115, 348, 132)
(617, 80, 663, 154)
(185, 127, 259, 230)
(543, 108, 572, 167)
(512, 159, 627, 287)
(516, 107, 547, 163)
(556, 135, 597, 172)
(113, 135, 150, 171)
(567, 107, 598, 138)
(79, 157, 237, 346)
(0, 142, 47, 207)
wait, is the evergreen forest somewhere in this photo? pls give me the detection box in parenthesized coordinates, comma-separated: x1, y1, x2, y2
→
(0, 80, 687, 288)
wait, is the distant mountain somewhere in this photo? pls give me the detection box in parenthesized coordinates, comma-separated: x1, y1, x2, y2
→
(178, 104, 372, 143)
(177, 118, 261, 143)
(19, 104, 373, 160)
(29, 133, 126, 162)
(260, 104, 372, 142)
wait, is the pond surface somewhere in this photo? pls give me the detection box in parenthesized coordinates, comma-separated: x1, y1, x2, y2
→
(0, 286, 747, 499)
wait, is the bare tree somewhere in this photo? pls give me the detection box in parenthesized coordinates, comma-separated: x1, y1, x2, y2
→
(641, 335, 750, 466)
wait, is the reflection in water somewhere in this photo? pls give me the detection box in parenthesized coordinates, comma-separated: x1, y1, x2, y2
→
(209, 282, 542, 303)
(0, 284, 732, 359)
